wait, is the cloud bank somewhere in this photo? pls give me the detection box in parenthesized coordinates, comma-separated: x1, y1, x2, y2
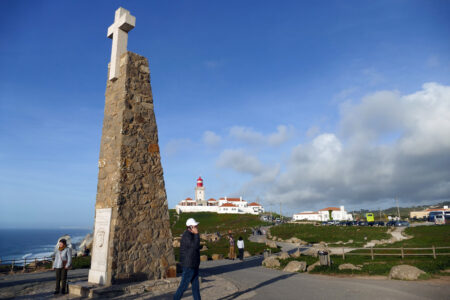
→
(217, 83, 450, 209)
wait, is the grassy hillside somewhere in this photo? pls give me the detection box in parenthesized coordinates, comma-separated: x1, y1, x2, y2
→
(270, 223, 390, 246)
(170, 211, 268, 236)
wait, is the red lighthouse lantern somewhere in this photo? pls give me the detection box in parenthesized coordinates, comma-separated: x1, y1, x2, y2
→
(197, 177, 203, 187)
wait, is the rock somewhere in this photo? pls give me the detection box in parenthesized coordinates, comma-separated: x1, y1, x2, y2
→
(278, 252, 290, 260)
(211, 254, 224, 260)
(283, 261, 307, 273)
(307, 261, 320, 272)
(303, 246, 329, 257)
(76, 233, 93, 256)
(200, 245, 208, 252)
(252, 236, 266, 243)
(347, 239, 353, 244)
(172, 240, 180, 248)
(200, 255, 208, 262)
(290, 249, 302, 258)
(290, 237, 301, 243)
(55, 234, 73, 252)
(266, 241, 278, 248)
(338, 263, 361, 271)
(262, 256, 280, 268)
(244, 251, 251, 258)
(389, 265, 426, 280)
(277, 238, 284, 242)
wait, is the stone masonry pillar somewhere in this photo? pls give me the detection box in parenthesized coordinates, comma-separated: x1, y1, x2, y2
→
(88, 51, 176, 285)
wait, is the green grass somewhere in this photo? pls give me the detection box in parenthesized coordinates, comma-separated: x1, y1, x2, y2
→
(171, 212, 268, 236)
(379, 225, 450, 248)
(270, 224, 390, 246)
(72, 256, 91, 269)
(309, 225, 450, 277)
(309, 255, 450, 276)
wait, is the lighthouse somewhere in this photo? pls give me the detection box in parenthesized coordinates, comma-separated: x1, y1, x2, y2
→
(195, 176, 206, 205)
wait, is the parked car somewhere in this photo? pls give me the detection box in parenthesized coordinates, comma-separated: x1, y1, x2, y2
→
(357, 221, 368, 226)
(394, 221, 410, 227)
(374, 221, 385, 226)
(386, 220, 396, 226)
(435, 214, 445, 225)
(428, 211, 444, 222)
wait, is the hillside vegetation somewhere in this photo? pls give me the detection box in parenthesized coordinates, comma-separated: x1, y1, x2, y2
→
(270, 223, 390, 246)
(170, 210, 268, 236)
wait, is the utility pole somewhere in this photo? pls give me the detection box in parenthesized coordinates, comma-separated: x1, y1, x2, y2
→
(279, 202, 282, 222)
(396, 197, 400, 220)
(379, 208, 381, 221)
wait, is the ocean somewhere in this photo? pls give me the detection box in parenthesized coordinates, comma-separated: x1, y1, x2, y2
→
(0, 228, 91, 263)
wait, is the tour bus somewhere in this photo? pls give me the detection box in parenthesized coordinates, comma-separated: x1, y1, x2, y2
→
(366, 213, 375, 224)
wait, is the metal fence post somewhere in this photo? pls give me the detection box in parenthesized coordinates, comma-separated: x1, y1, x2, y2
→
(34, 258, 38, 271)
(23, 259, 26, 272)
(432, 245, 436, 259)
(371, 247, 374, 260)
(11, 259, 15, 273)
(342, 247, 345, 260)
(401, 247, 404, 259)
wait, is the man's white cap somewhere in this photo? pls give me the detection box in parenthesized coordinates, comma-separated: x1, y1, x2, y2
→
(186, 218, 199, 226)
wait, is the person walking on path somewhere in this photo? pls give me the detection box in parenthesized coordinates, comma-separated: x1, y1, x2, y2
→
(228, 233, 235, 260)
(174, 218, 201, 300)
(52, 238, 72, 294)
(237, 236, 245, 261)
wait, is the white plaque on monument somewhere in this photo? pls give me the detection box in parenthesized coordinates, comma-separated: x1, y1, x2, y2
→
(88, 208, 112, 285)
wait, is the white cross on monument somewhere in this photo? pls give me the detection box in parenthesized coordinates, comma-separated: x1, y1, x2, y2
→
(107, 7, 136, 81)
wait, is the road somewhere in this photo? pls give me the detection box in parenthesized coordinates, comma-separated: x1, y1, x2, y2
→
(200, 256, 450, 300)
(1, 258, 449, 299)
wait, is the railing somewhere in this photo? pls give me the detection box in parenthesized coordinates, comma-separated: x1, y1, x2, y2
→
(0, 254, 78, 273)
(337, 246, 450, 260)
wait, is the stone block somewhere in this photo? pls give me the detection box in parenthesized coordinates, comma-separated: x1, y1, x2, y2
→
(262, 256, 280, 268)
(211, 254, 224, 260)
(283, 261, 307, 272)
(389, 265, 426, 280)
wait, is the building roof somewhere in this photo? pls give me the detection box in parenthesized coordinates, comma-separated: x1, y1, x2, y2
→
(426, 208, 450, 212)
(318, 207, 341, 211)
(295, 211, 319, 215)
(248, 202, 262, 206)
(185, 197, 193, 200)
(220, 203, 237, 207)
(207, 198, 217, 202)
(227, 198, 242, 202)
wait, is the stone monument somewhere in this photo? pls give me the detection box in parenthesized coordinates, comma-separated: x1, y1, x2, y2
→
(88, 7, 176, 285)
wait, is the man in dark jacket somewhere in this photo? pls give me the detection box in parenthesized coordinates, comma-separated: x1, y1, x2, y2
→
(174, 218, 201, 300)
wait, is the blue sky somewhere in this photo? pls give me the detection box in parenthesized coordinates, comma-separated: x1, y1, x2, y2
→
(1, 0, 449, 228)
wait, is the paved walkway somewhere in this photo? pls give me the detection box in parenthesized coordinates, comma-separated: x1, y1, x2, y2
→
(1, 258, 449, 299)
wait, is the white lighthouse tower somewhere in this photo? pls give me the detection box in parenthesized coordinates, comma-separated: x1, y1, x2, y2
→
(195, 176, 206, 206)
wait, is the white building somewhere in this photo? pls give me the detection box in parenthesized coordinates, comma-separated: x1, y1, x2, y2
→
(175, 177, 264, 215)
(293, 206, 353, 221)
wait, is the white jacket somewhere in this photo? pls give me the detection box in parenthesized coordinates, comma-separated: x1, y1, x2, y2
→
(237, 240, 244, 249)
(53, 247, 72, 268)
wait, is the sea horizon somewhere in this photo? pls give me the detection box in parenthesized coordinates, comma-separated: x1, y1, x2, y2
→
(0, 228, 92, 263)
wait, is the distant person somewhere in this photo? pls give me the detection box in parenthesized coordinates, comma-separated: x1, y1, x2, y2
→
(174, 218, 201, 300)
(52, 238, 72, 294)
(228, 234, 235, 260)
(237, 236, 245, 261)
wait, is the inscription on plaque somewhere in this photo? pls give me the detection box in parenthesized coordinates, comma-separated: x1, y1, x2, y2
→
(88, 208, 112, 284)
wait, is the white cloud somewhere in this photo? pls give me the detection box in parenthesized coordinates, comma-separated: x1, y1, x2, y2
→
(229, 125, 293, 146)
(216, 149, 264, 175)
(215, 83, 450, 211)
(306, 126, 320, 138)
(203, 130, 221, 147)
